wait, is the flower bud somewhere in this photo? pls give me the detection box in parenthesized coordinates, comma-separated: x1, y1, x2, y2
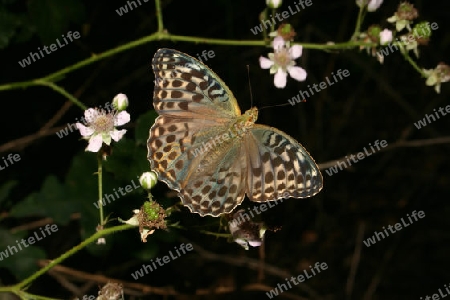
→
(356, 0, 383, 12)
(367, 25, 382, 42)
(112, 93, 129, 111)
(139, 171, 158, 190)
(266, 0, 282, 9)
(379, 29, 393, 45)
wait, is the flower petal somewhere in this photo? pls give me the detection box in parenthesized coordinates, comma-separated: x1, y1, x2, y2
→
(289, 45, 303, 59)
(248, 240, 262, 247)
(76, 123, 94, 137)
(114, 111, 130, 126)
(272, 36, 285, 50)
(84, 108, 99, 123)
(274, 69, 287, 88)
(287, 66, 307, 82)
(259, 56, 274, 69)
(86, 134, 103, 152)
(110, 129, 127, 142)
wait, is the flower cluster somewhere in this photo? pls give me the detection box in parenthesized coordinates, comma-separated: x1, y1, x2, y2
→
(387, 2, 418, 32)
(353, 1, 447, 92)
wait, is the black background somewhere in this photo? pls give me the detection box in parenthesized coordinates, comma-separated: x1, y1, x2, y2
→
(0, 0, 449, 299)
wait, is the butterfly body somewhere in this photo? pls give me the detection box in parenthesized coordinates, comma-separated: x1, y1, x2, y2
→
(148, 48, 323, 217)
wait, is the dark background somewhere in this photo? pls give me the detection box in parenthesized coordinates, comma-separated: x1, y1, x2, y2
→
(0, 0, 449, 299)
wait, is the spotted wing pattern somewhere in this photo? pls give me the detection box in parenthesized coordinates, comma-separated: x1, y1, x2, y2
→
(245, 125, 322, 202)
(148, 48, 323, 217)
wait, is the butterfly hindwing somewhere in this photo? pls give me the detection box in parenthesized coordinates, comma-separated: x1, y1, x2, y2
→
(245, 125, 323, 202)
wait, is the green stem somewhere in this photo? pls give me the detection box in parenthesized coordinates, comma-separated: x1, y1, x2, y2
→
(16, 291, 60, 300)
(155, 0, 164, 33)
(352, 5, 366, 40)
(164, 33, 266, 46)
(97, 153, 104, 225)
(0, 224, 133, 297)
(402, 51, 424, 75)
(34, 80, 87, 110)
(43, 33, 159, 83)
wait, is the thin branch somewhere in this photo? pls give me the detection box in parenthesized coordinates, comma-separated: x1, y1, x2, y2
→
(318, 136, 450, 170)
(346, 222, 365, 299)
(187, 240, 321, 299)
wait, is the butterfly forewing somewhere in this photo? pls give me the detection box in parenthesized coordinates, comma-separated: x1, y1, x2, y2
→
(151, 48, 241, 119)
(148, 48, 323, 217)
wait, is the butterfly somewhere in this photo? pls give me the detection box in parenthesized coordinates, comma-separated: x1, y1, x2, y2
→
(147, 48, 323, 217)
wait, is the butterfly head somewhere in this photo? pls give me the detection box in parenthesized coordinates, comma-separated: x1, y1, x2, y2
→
(244, 107, 258, 125)
(230, 107, 258, 138)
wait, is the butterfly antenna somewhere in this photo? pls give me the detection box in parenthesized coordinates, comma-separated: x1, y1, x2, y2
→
(259, 100, 306, 111)
(247, 65, 254, 107)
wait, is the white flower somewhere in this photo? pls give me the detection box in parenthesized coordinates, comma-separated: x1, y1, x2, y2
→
(423, 63, 450, 94)
(112, 93, 129, 111)
(379, 29, 393, 45)
(356, 0, 383, 12)
(259, 36, 307, 89)
(76, 108, 130, 152)
(387, 16, 411, 32)
(266, 0, 282, 9)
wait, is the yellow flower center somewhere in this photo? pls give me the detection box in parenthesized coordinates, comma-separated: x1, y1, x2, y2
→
(273, 48, 291, 68)
(92, 113, 115, 133)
